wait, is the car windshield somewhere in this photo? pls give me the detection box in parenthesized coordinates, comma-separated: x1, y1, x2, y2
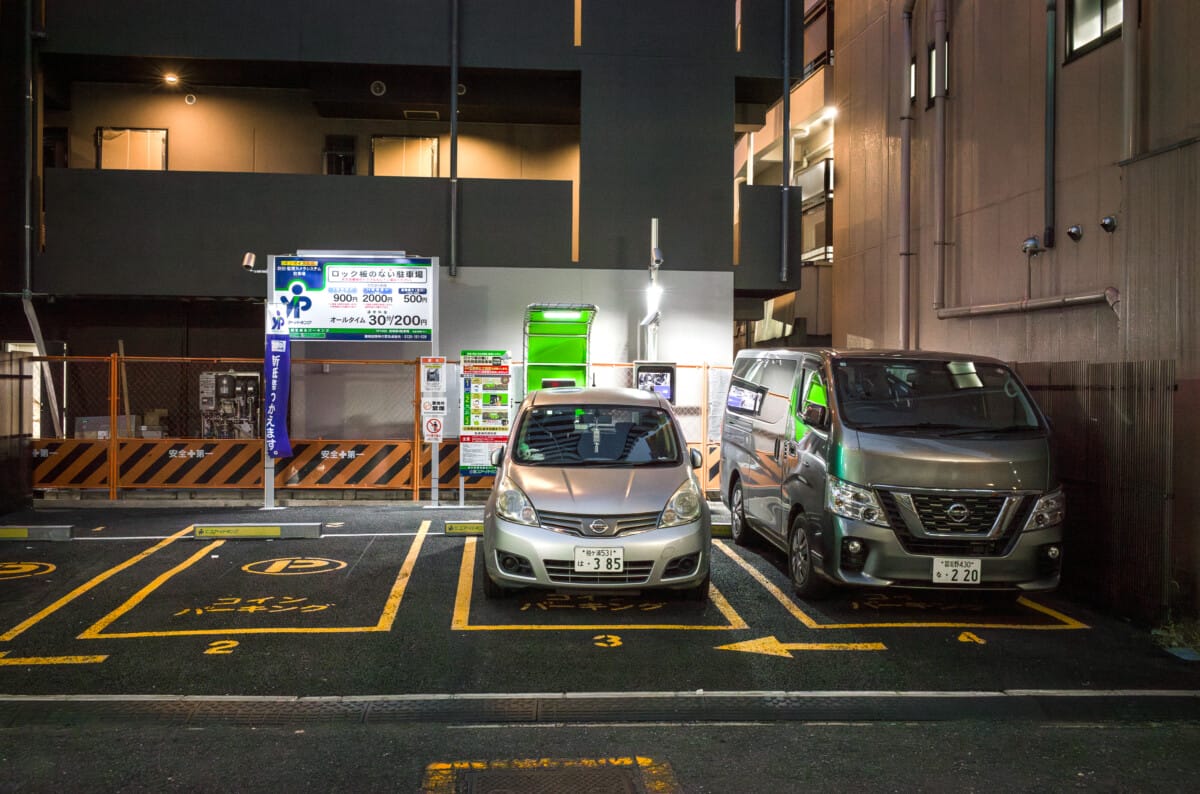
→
(832, 359, 1043, 435)
(512, 404, 681, 465)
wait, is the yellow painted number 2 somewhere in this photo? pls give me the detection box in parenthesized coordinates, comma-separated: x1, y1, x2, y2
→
(204, 640, 240, 655)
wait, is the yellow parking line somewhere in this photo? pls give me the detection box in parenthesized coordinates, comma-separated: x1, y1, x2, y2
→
(0, 525, 196, 642)
(713, 539, 1088, 631)
(78, 521, 432, 639)
(0, 651, 108, 665)
(452, 537, 748, 631)
(421, 755, 680, 793)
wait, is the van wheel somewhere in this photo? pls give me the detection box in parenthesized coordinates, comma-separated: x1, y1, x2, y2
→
(730, 483, 754, 547)
(788, 516, 830, 599)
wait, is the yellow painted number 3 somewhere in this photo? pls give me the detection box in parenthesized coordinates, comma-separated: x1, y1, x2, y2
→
(592, 634, 622, 648)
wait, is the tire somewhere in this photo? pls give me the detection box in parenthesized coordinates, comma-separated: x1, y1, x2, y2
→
(729, 482, 755, 547)
(788, 515, 830, 599)
(680, 572, 711, 603)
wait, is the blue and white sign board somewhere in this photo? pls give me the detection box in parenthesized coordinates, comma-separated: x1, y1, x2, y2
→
(272, 255, 436, 341)
(263, 303, 293, 458)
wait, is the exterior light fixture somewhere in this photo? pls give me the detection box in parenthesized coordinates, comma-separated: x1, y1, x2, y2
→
(820, 106, 838, 122)
(163, 73, 180, 86)
(542, 310, 582, 320)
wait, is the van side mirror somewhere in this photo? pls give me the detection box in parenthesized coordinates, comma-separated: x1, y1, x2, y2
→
(689, 448, 703, 469)
(801, 403, 829, 429)
(489, 445, 506, 466)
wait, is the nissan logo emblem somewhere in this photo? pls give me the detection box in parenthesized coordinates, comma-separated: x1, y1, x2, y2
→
(589, 519, 610, 535)
(946, 503, 971, 523)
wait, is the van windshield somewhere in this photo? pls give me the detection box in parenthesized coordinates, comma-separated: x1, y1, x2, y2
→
(831, 359, 1043, 435)
(513, 405, 682, 466)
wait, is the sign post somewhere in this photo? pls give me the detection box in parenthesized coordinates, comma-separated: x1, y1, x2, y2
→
(460, 350, 512, 491)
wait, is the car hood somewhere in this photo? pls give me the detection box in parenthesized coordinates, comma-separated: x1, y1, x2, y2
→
(837, 429, 1053, 492)
(508, 464, 686, 514)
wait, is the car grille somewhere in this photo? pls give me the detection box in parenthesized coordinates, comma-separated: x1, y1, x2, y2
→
(878, 490, 1032, 557)
(543, 559, 655, 585)
(538, 510, 661, 537)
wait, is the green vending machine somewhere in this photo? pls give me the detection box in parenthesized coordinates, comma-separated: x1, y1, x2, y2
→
(523, 303, 597, 394)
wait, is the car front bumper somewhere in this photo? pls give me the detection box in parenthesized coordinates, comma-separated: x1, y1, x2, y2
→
(483, 514, 711, 592)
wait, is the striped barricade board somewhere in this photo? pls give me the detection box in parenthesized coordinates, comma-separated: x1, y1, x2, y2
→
(30, 439, 108, 489)
(118, 439, 262, 488)
(276, 440, 415, 489)
(419, 441, 494, 490)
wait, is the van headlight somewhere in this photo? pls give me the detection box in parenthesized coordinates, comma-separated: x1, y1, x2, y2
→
(495, 475, 539, 526)
(1024, 486, 1065, 530)
(660, 478, 703, 528)
(826, 476, 888, 527)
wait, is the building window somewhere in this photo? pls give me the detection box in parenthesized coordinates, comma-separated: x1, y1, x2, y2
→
(370, 136, 438, 177)
(323, 135, 356, 176)
(1068, 0, 1123, 57)
(95, 128, 167, 170)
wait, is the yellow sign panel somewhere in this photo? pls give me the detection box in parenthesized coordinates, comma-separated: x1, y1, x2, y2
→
(196, 526, 283, 538)
(0, 528, 30, 539)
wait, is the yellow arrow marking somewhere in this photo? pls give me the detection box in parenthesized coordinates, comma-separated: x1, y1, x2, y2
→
(0, 651, 108, 665)
(958, 631, 987, 644)
(717, 636, 887, 657)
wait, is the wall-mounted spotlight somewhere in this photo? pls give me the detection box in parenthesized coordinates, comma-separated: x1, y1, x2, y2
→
(1100, 215, 1118, 233)
(1066, 225, 1083, 242)
(1021, 236, 1045, 256)
(163, 73, 180, 87)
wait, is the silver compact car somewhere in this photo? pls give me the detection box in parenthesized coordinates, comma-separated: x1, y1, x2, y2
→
(482, 387, 711, 601)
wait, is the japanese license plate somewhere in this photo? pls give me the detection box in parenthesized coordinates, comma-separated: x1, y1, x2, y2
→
(574, 547, 624, 573)
(932, 557, 982, 584)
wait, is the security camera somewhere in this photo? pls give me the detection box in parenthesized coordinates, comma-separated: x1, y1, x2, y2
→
(652, 247, 664, 267)
(1066, 225, 1083, 242)
(1099, 215, 1118, 233)
(1021, 236, 1044, 256)
(241, 252, 256, 271)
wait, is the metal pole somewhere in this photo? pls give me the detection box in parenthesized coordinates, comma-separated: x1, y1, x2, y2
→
(1043, 0, 1057, 248)
(779, 0, 792, 284)
(448, 0, 460, 277)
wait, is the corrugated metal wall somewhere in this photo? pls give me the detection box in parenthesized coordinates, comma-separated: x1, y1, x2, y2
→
(1017, 360, 1175, 622)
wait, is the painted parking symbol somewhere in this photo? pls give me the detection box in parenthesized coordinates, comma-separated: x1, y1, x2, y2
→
(242, 557, 347, 576)
(0, 562, 56, 580)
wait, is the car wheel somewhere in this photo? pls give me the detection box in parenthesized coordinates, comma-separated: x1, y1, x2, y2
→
(680, 572, 711, 603)
(788, 515, 830, 599)
(730, 482, 754, 547)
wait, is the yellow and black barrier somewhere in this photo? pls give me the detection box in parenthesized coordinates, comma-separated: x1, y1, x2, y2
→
(0, 525, 73, 541)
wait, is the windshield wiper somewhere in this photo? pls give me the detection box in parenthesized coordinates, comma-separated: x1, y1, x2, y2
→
(938, 425, 1040, 437)
(851, 422, 961, 432)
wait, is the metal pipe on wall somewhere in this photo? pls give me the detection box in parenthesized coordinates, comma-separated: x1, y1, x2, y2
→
(1122, 0, 1140, 159)
(1043, 0, 1057, 248)
(21, 0, 33, 292)
(448, 0, 460, 277)
(936, 286, 1120, 319)
(932, 0, 948, 310)
(779, 0, 792, 284)
(899, 0, 917, 348)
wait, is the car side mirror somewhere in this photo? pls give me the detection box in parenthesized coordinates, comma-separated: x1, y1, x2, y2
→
(689, 448, 703, 469)
(489, 445, 505, 466)
(801, 403, 829, 429)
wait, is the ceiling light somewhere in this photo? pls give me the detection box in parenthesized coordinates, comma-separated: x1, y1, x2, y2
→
(164, 73, 180, 86)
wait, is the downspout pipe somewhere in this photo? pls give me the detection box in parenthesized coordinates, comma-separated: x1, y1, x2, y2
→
(899, 0, 917, 348)
(932, 0, 948, 310)
(937, 286, 1120, 319)
(21, 0, 34, 293)
(1121, 0, 1139, 159)
(448, 0, 460, 277)
(1043, 0, 1056, 248)
(779, 0, 792, 284)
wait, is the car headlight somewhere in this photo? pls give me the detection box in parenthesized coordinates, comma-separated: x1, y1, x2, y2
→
(660, 477, 703, 528)
(495, 475, 538, 526)
(1024, 486, 1065, 530)
(826, 476, 888, 527)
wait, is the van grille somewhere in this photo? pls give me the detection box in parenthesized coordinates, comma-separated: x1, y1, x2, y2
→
(538, 510, 661, 537)
(878, 491, 1031, 557)
(543, 559, 655, 584)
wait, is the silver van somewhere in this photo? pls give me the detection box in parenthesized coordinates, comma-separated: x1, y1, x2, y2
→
(719, 349, 1063, 597)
